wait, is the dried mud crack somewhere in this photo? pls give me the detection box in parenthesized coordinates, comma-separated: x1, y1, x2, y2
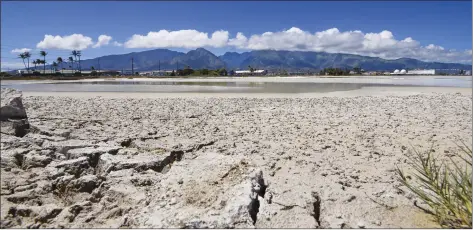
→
(1, 88, 471, 228)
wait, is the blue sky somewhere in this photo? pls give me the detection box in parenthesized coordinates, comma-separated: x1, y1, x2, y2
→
(1, 1, 472, 70)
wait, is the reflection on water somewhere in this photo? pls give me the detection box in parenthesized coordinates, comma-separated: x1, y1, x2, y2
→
(53, 81, 264, 87)
(3, 81, 384, 94)
(1, 76, 471, 94)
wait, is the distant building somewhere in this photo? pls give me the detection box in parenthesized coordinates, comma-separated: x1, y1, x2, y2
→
(119, 70, 134, 76)
(234, 70, 268, 76)
(287, 71, 307, 76)
(362, 71, 378, 76)
(391, 69, 407, 75)
(17, 70, 27, 75)
(435, 69, 462, 75)
(154, 70, 173, 76)
(18, 69, 119, 76)
(152, 70, 173, 76)
(465, 70, 472, 76)
(137, 70, 174, 77)
(407, 69, 436, 75)
(391, 69, 464, 75)
(138, 71, 153, 76)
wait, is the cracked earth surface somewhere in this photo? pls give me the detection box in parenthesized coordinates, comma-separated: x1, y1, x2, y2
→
(1, 92, 472, 228)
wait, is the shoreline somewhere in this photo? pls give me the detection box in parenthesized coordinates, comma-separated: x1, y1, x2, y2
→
(21, 86, 472, 98)
(3, 76, 471, 92)
(2, 75, 472, 82)
(2, 75, 472, 81)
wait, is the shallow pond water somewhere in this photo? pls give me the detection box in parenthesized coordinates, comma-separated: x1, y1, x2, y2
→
(1, 76, 471, 94)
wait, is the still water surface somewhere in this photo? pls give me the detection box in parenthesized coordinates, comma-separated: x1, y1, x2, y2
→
(1, 76, 471, 94)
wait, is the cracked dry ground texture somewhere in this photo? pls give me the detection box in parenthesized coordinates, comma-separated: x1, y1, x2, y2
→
(1, 93, 472, 228)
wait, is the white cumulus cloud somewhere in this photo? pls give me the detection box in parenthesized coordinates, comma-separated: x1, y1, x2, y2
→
(11, 48, 32, 53)
(124, 29, 230, 48)
(93, 35, 112, 48)
(113, 41, 123, 47)
(228, 32, 248, 48)
(36, 34, 94, 50)
(425, 44, 445, 51)
(228, 27, 471, 64)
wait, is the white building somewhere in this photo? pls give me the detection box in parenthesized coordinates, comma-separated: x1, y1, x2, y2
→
(435, 69, 462, 75)
(18, 69, 118, 75)
(391, 69, 405, 75)
(407, 69, 436, 75)
(139, 70, 174, 76)
(138, 71, 153, 76)
(153, 70, 174, 76)
(234, 70, 268, 76)
(390, 69, 466, 75)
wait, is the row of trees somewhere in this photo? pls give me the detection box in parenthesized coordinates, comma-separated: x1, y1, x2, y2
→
(175, 64, 254, 76)
(319, 68, 351, 76)
(170, 66, 228, 76)
(18, 50, 83, 74)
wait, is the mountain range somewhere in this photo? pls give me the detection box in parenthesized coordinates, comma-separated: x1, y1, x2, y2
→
(42, 48, 472, 72)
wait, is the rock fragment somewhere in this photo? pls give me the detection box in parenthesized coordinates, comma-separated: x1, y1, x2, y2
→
(0, 88, 30, 137)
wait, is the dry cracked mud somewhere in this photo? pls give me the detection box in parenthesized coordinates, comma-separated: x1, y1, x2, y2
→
(1, 88, 471, 228)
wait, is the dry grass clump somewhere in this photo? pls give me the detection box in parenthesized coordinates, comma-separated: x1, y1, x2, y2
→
(397, 141, 472, 228)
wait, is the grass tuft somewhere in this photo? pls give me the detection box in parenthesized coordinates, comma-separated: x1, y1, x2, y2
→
(396, 141, 472, 228)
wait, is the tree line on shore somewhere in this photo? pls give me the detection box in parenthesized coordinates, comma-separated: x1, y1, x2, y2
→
(319, 67, 362, 76)
(17, 50, 87, 75)
(169, 66, 228, 76)
(167, 64, 269, 76)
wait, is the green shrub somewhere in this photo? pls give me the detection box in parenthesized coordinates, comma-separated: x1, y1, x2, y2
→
(397, 141, 472, 228)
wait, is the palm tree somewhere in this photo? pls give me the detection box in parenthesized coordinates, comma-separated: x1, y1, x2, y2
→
(77, 51, 82, 73)
(248, 65, 254, 74)
(57, 57, 63, 74)
(68, 56, 74, 72)
(34, 59, 41, 71)
(32, 60, 37, 71)
(91, 66, 96, 76)
(18, 53, 27, 71)
(71, 50, 78, 72)
(37, 60, 46, 74)
(24, 52, 31, 73)
(40, 50, 47, 74)
(52, 62, 58, 73)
